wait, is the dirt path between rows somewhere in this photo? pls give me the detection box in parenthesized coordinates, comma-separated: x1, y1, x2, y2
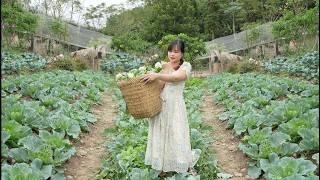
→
(64, 93, 117, 180)
(201, 94, 250, 180)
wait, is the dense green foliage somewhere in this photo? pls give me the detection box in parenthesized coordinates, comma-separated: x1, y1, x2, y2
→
(206, 73, 319, 179)
(1, 52, 49, 75)
(262, 51, 319, 83)
(241, 22, 262, 48)
(1, 3, 38, 34)
(103, 0, 317, 47)
(102, 6, 151, 37)
(100, 53, 144, 74)
(111, 33, 152, 53)
(272, 7, 318, 42)
(96, 78, 219, 179)
(1, 70, 110, 179)
(143, 0, 201, 42)
(102, 7, 153, 54)
(49, 57, 89, 72)
(48, 18, 68, 40)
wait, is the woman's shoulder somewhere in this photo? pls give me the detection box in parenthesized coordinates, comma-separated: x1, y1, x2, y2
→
(162, 62, 170, 69)
(182, 61, 191, 66)
(181, 61, 192, 69)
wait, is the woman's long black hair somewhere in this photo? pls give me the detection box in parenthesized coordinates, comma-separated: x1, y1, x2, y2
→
(167, 39, 185, 69)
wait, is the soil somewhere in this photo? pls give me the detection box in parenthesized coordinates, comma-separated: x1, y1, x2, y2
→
(63, 93, 117, 180)
(63, 90, 250, 179)
(201, 94, 250, 180)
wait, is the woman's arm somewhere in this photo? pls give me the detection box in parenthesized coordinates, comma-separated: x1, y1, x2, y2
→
(140, 69, 187, 84)
(158, 63, 170, 89)
(157, 70, 187, 82)
(158, 67, 167, 89)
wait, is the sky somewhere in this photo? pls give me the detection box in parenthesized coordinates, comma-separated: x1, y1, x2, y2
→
(72, 0, 131, 26)
(82, 0, 128, 8)
(30, 0, 142, 27)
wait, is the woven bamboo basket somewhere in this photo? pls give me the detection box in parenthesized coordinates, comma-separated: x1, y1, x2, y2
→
(118, 77, 162, 119)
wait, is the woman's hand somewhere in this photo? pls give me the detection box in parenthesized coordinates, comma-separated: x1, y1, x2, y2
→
(140, 73, 159, 84)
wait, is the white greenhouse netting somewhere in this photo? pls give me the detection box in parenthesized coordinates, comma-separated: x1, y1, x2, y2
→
(35, 15, 274, 56)
(36, 15, 112, 48)
(205, 22, 275, 55)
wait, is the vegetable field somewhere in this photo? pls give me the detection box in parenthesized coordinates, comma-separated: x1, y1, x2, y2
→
(1, 0, 319, 179)
(1, 70, 109, 179)
(1, 52, 49, 75)
(206, 73, 319, 179)
(1, 39, 319, 180)
(1, 49, 319, 179)
(262, 52, 319, 83)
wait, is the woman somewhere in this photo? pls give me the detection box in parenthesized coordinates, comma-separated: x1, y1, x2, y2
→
(140, 39, 200, 176)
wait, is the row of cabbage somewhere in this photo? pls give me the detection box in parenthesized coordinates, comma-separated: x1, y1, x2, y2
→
(1, 52, 49, 75)
(1, 70, 109, 179)
(100, 53, 144, 74)
(205, 73, 319, 179)
(96, 78, 219, 180)
(1, 51, 146, 75)
(262, 51, 319, 83)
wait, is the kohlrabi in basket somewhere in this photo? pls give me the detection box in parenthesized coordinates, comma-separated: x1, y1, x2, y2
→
(115, 61, 166, 81)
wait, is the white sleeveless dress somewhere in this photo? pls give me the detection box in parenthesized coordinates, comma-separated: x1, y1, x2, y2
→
(144, 62, 201, 173)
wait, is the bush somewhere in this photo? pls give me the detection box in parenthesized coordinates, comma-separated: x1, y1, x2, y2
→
(226, 63, 240, 74)
(100, 53, 144, 74)
(238, 60, 260, 73)
(49, 57, 90, 71)
(1, 4, 38, 34)
(51, 57, 74, 71)
(72, 58, 89, 71)
(226, 60, 260, 74)
(111, 33, 152, 54)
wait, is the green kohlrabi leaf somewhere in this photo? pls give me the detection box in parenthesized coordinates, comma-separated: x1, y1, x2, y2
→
(269, 132, 291, 147)
(1, 163, 42, 180)
(8, 148, 29, 162)
(1, 130, 10, 144)
(298, 128, 319, 151)
(244, 127, 272, 145)
(265, 157, 317, 179)
(53, 146, 76, 166)
(18, 135, 43, 151)
(312, 153, 319, 165)
(31, 158, 53, 179)
(2, 121, 32, 145)
(39, 130, 69, 149)
(248, 165, 261, 179)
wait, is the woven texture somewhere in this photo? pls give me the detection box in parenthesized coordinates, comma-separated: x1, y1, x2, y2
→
(118, 77, 161, 119)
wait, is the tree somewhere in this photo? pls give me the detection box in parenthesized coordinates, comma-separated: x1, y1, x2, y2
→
(144, 0, 201, 42)
(83, 2, 116, 30)
(284, 0, 316, 15)
(52, 0, 71, 19)
(203, 0, 233, 40)
(241, 22, 261, 48)
(224, 0, 243, 39)
(69, 0, 82, 23)
(111, 32, 152, 54)
(1, 3, 38, 33)
(272, 7, 318, 45)
(49, 18, 68, 40)
(103, 6, 153, 54)
(31, 0, 71, 19)
(1, 3, 38, 47)
(103, 6, 150, 36)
